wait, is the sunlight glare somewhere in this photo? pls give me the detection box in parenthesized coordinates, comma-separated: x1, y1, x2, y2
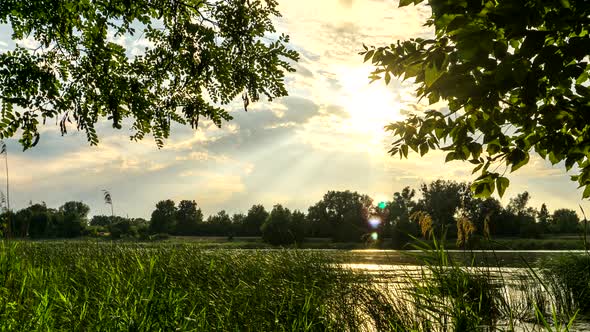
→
(336, 66, 404, 140)
(368, 216, 381, 229)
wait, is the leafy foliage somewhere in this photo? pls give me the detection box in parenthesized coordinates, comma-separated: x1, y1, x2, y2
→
(0, 0, 298, 148)
(150, 199, 177, 234)
(261, 204, 296, 245)
(362, 0, 590, 197)
(551, 208, 580, 233)
(58, 201, 90, 237)
(241, 204, 269, 236)
(307, 190, 372, 242)
(175, 199, 203, 235)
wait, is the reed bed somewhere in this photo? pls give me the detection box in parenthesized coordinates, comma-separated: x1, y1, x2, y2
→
(0, 241, 586, 331)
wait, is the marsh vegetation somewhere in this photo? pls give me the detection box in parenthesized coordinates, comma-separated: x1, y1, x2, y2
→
(0, 240, 588, 331)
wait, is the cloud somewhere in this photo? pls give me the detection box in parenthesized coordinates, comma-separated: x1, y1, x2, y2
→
(280, 96, 320, 124)
(338, 0, 354, 7)
(324, 105, 351, 118)
(0, 0, 586, 218)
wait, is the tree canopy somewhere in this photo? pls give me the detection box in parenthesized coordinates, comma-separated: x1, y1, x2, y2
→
(0, 0, 298, 148)
(362, 0, 590, 198)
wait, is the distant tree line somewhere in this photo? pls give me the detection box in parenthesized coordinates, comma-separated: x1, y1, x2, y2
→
(0, 180, 586, 246)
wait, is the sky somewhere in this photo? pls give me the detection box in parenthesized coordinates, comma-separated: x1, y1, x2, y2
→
(0, 0, 585, 218)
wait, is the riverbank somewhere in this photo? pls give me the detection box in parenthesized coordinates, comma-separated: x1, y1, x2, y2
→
(18, 234, 589, 250)
(107, 234, 590, 250)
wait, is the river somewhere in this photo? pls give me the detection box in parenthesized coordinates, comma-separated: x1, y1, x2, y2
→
(339, 249, 590, 331)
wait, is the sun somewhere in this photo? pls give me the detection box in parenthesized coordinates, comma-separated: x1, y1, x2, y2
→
(336, 66, 405, 142)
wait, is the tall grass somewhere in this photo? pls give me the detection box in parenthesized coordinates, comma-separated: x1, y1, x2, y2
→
(0, 242, 377, 330)
(0, 241, 586, 331)
(541, 253, 590, 318)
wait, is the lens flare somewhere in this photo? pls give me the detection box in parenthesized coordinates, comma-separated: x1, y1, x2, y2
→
(371, 232, 378, 241)
(377, 201, 387, 209)
(368, 216, 381, 229)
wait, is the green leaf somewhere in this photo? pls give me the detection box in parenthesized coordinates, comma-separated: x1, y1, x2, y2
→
(576, 71, 588, 84)
(548, 152, 560, 165)
(363, 50, 374, 63)
(425, 64, 443, 88)
(401, 144, 409, 158)
(399, 0, 414, 7)
(419, 143, 429, 156)
(445, 152, 456, 162)
(471, 179, 494, 198)
(487, 142, 501, 155)
(472, 163, 483, 174)
(385, 72, 391, 85)
(583, 185, 590, 199)
(507, 149, 529, 172)
(496, 177, 510, 198)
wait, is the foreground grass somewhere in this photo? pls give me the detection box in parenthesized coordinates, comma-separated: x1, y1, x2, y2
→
(0, 242, 376, 331)
(0, 241, 587, 331)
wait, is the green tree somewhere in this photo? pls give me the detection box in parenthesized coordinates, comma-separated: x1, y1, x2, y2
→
(26, 203, 51, 238)
(231, 213, 246, 226)
(0, 0, 298, 148)
(418, 180, 468, 234)
(388, 187, 419, 248)
(363, 0, 590, 197)
(507, 192, 532, 216)
(58, 201, 90, 238)
(307, 190, 373, 242)
(261, 204, 294, 245)
(460, 195, 502, 237)
(90, 215, 115, 227)
(290, 210, 306, 244)
(504, 192, 539, 238)
(175, 200, 203, 235)
(551, 208, 580, 234)
(150, 200, 177, 234)
(241, 204, 268, 236)
(108, 218, 133, 239)
(207, 210, 232, 226)
(538, 203, 551, 233)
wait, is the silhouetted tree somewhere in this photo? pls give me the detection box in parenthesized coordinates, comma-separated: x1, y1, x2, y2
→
(109, 218, 133, 239)
(58, 201, 90, 238)
(27, 203, 51, 239)
(207, 210, 232, 226)
(150, 200, 177, 234)
(461, 196, 503, 237)
(241, 205, 268, 236)
(503, 192, 539, 238)
(389, 187, 419, 248)
(538, 203, 551, 233)
(90, 215, 115, 227)
(418, 180, 468, 235)
(307, 190, 372, 242)
(261, 204, 295, 245)
(175, 200, 203, 235)
(551, 209, 580, 234)
(290, 210, 306, 244)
